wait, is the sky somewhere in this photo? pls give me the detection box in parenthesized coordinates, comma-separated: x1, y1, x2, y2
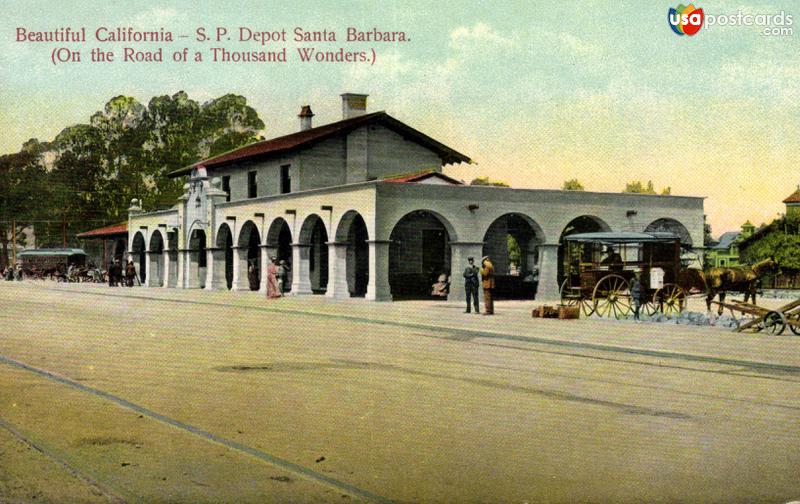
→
(1, 0, 798, 236)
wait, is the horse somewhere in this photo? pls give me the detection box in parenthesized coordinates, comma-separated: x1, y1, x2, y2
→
(705, 257, 779, 314)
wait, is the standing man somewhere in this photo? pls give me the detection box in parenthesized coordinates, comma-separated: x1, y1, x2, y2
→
(480, 256, 495, 315)
(463, 257, 480, 314)
(630, 272, 642, 321)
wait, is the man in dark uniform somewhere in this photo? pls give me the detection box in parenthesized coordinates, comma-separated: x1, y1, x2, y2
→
(463, 257, 480, 314)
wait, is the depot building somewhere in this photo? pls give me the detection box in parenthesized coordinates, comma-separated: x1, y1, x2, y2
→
(119, 93, 704, 302)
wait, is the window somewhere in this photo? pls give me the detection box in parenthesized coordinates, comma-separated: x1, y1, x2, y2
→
(247, 171, 257, 198)
(222, 176, 231, 202)
(280, 165, 291, 194)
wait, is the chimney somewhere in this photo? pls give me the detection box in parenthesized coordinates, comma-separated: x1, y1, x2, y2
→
(341, 93, 368, 119)
(298, 105, 314, 131)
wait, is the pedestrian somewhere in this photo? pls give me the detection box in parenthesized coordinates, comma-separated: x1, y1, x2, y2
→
(266, 257, 281, 299)
(277, 260, 290, 296)
(630, 272, 643, 321)
(109, 260, 119, 286)
(463, 257, 480, 314)
(480, 256, 495, 315)
(125, 260, 136, 287)
(247, 262, 259, 291)
(14, 264, 23, 281)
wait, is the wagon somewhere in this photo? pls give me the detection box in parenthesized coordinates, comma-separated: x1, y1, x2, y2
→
(559, 232, 696, 319)
(711, 298, 800, 335)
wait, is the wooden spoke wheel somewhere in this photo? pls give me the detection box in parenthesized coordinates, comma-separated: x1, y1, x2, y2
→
(640, 297, 658, 317)
(762, 311, 786, 335)
(592, 274, 631, 319)
(654, 283, 686, 317)
(788, 312, 800, 336)
(560, 278, 594, 317)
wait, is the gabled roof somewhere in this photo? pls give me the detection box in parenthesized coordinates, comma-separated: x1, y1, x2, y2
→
(382, 170, 464, 185)
(169, 111, 472, 177)
(76, 222, 127, 239)
(783, 186, 800, 204)
(711, 231, 740, 250)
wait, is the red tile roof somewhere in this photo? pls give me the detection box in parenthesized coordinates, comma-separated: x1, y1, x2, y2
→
(383, 170, 464, 185)
(76, 222, 127, 239)
(784, 187, 800, 204)
(169, 111, 471, 177)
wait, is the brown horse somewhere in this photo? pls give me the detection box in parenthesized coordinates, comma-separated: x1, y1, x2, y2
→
(705, 257, 779, 314)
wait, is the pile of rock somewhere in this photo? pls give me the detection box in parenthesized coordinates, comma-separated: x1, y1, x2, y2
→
(595, 311, 740, 329)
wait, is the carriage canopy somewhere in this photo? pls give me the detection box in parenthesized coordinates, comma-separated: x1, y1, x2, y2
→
(564, 231, 681, 245)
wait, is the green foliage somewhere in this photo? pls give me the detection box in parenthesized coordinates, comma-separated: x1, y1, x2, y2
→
(0, 91, 265, 255)
(623, 180, 656, 194)
(561, 179, 584, 191)
(703, 215, 714, 247)
(740, 215, 800, 271)
(507, 234, 521, 266)
(469, 176, 510, 187)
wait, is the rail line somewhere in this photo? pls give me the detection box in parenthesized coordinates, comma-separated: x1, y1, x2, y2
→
(0, 415, 130, 503)
(0, 354, 395, 504)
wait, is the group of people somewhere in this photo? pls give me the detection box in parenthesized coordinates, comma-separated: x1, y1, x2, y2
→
(107, 259, 138, 287)
(2, 264, 23, 281)
(265, 257, 290, 299)
(462, 256, 495, 315)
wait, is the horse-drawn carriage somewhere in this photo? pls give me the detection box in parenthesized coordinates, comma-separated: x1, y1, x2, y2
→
(17, 248, 88, 281)
(559, 231, 703, 319)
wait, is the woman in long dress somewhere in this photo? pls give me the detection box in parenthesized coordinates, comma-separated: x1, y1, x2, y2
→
(266, 257, 281, 299)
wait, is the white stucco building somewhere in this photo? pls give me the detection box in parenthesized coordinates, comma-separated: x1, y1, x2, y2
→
(125, 93, 705, 302)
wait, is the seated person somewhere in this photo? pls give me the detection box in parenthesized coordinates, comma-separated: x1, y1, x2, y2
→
(601, 246, 623, 270)
(431, 273, 450, 297)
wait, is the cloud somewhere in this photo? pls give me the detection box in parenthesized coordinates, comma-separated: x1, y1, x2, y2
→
(131, 7, 179, 28)
(449, 22, 515, 50)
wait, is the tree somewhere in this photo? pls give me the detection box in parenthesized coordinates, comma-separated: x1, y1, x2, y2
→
(507, 234, 521, 268)
(661, 187, 672, 195)
(0, 140, 49, 264)
(0, 91, 267, 252)
(470, 176, 509, 187)
(562, 179, 585, 191)
(623, 180, 656, 194)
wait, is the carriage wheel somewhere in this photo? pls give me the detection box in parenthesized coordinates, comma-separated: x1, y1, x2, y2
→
(654, 284, 686, 317)
(640, 297, 658, 317)
(559, 279, 594, 317)
(789, 313, 800, 336)
(592, 274, 631, 319)
(763, 311, 786, 335)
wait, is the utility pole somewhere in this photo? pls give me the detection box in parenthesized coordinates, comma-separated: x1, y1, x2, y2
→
(11, 219, 17, 266)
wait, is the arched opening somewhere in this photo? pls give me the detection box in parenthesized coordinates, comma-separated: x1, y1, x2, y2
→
(644, 218, 693, 246)
(148, 230, 164, 287)
(113, 238, 127, 264)
(266, 218, 293, 291)
(189, 228, 207, 288)
(131, 232, 146, 285)
(299, 214, 328, 293)
(238, 221, 262, 291)
(389, 210, 454, 299)
(166, 230, 178, 287)
(558, 216, 611, 285)
(216, 223, 234, 290)
(336, 211, 370, 297)
(482, 213, 544, 299)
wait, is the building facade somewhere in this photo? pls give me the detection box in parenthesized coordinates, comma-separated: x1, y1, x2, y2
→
(126, 94, 705, 302)
(705, 221, 754, 268)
